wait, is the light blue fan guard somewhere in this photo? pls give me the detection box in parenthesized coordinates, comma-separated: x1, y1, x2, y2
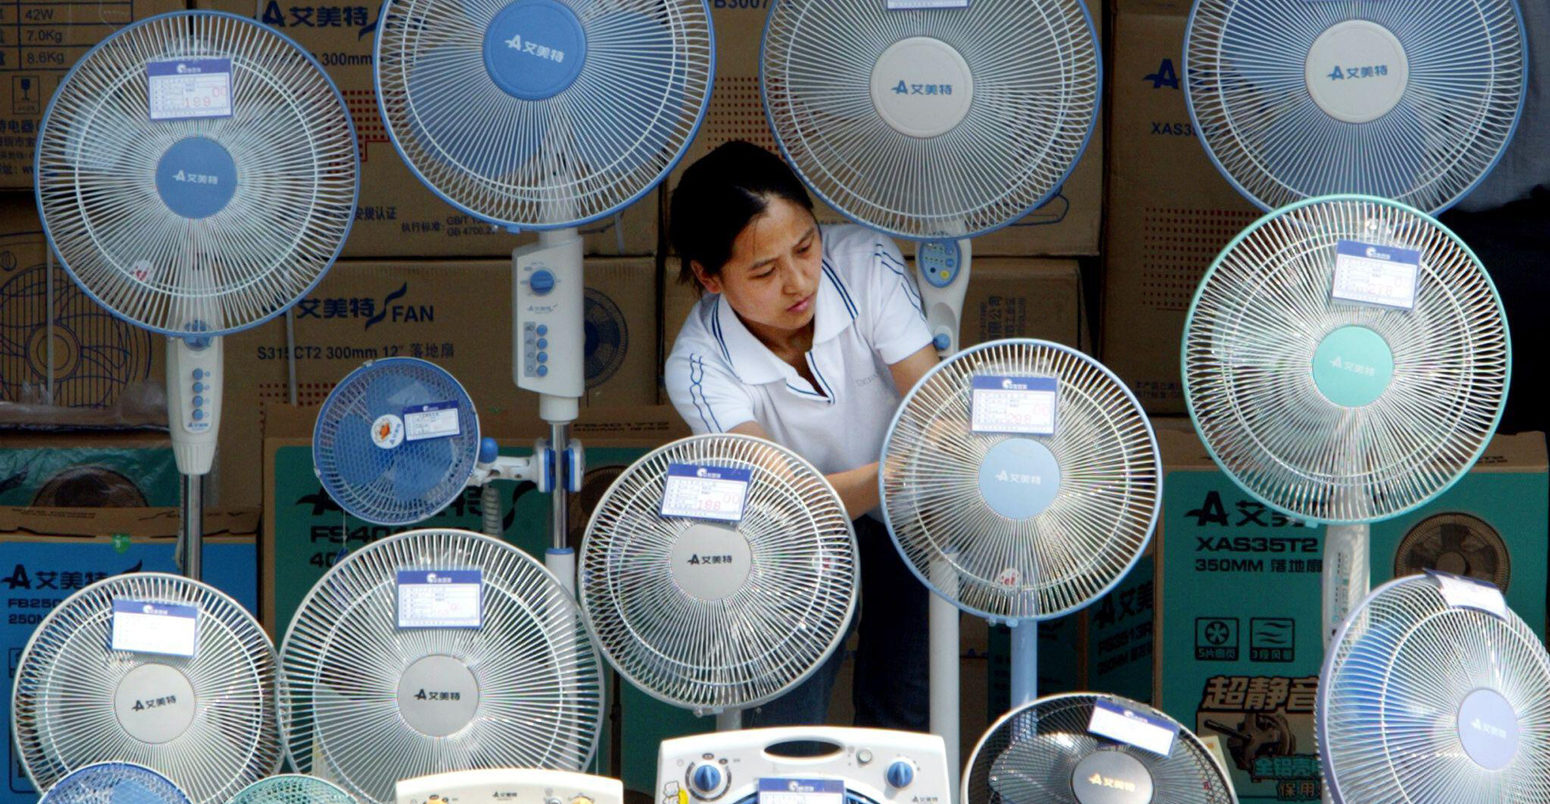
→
(40, 763, 192, 804)
(228, 774, 357, 804)
(313, 357, 481, 525)
(374, 0, 714, 229)
(1184, 0, 1527, 213)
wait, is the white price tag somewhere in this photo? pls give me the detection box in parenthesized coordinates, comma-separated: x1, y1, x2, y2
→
(661, 464, 752, 522)
(111, 599, 198, 657)
(886, 0, 968, 7)
(403, 400, 461, 442)
(1088, 699, 1178, 757)
(758, 779, 844, 804)
(971, 375, 1057, 435)
(396, 570, 483, 628)
(1331, 240, 1420, 310)
(147, 59, 233, 121)
(1428, 570, 1509, 619)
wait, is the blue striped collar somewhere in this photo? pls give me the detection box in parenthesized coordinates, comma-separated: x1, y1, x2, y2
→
(709, 266, 858, 387)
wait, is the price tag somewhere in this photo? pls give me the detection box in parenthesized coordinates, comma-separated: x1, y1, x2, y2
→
(396, 570, 483, 628)
(886, 0, 968, 8)
(403, 400, 461, 442)
(147, 59, 233, 121)
(111, 599, 198, 657)
(757, 779, 844, 804)
(1331, 240, 1420, 310)
(971, 375, 1057, 435)
(1088, 699, 1177, 757)
(661, 464, 752, 522)
(1428, 570, 1508, 619)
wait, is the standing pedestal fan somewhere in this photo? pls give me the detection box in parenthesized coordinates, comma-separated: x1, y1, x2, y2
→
(761, 0, 1100, 778)
(373, 0, 712, 590)
(35, 10, 358, 579)
(579, 434, 857, 731)
(1184, 0, 1527, 212)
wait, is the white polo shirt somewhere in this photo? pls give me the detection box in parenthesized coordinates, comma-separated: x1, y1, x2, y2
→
(665, 224, 933, 477)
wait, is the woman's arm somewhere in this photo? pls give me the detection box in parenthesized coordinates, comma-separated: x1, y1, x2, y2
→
(729, 420, 880, 518)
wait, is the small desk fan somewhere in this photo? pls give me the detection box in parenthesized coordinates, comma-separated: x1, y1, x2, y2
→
(38, 763, 191, 804)
(579, 433, 857, 730)
(374, 0, 712, 588)
(1181, 195, 1510, 648)
(1318, 572, 1550, 802)
(35, 10, 358, 578)
(229, 775, 357, 804)
(12, 573, 280, 804)
(281, 528, 604, 804)
(965, 694, 1237, 804)
(1184, 0, 1527, 212)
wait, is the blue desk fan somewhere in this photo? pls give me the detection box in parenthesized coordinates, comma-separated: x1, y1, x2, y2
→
(374, 0, 712, 589)
(34, 10, 358, 578)
(1184, 0, 1527, 212)
(38, 763, 191, 804)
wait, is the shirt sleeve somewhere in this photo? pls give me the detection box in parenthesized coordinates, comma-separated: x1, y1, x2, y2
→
(865, 235, 935, 364)
(663, 349, 756, 435)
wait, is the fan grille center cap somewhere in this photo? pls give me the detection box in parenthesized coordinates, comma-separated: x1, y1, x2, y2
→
(978, 438, 1061, 520)
(870, 36, 974, 138)
(114, 663, 197, 744)
(670, 523, 754, 601)
(484, 0, 587, 101)
(1311, 325, 1394, 407)
(156, 136, 237, 219)
(1304, 20, 1410, 124)
(1457, 688, 1520, 770)
(1071, 750, 1154, 804)
(397, 654, 481, 736)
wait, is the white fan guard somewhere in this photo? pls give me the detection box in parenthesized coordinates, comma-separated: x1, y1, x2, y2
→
(1183, 195, 1509, 525)
(580, 434, 858, 714)
(12, 573, 280, 804)
(281, 529, 603, 804)
(880, 339, 1161, 622)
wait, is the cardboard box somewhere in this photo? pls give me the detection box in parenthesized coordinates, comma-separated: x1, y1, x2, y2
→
(1152, 425, 1548, 802)
(1, 507, 258, 804)
(1099, 5, 1261, 413)
(0, 0, 186, 188)
(664, 1, 1103, 257)
(192, 0, 657, 259)
(0, 431, 178, 507)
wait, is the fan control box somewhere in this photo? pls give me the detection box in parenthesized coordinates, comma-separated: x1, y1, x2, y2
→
(397, 768, 623, 804)
(513, 236, 585, 400)
(167, 333, 223, 475)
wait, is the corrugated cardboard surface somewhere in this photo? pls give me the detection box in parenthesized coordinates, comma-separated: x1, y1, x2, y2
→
(0, 430, 178, 506)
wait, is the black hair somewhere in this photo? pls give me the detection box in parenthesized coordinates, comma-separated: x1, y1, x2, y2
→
(668, 141, 814, 290)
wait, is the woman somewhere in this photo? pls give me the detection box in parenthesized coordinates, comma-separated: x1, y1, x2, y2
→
(663, 141, 937, 732)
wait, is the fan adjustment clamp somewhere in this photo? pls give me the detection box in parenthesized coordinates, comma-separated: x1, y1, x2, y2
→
(468, 439, 541, 487)
(686, 763, 728, 800)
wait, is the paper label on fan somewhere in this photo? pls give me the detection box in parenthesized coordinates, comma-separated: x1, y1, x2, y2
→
(1428, 570, 1509, 619)
(147, 59, 233, 121)
(661, 464, 752, 522)
(758, 779, 844, 804)
(396, 570, 483, 628)
(110, 599, 198, 657)
(886, 0, 968, 8)
(403, 400, 462, 441)
(1088, 700, 1177, 756)
(1331, 241, 1420, 310)
(971, 376, 1057, 435)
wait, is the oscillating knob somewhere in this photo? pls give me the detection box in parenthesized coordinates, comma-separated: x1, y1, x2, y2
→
(886, 760, 915, 789)
(689, 764, 726, 800)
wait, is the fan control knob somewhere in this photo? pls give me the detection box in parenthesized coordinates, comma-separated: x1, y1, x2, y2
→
(689, 764, 727, 800)
(530, 269, 555, 295)
(886, 760, 915, 789)
(932, 332, 950, 351)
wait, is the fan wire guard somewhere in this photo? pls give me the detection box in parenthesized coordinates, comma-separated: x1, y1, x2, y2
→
(12, 573, 281, 804)
(965, 694, 1236, 804)
(1318, 575, 1550, 802)
(1185, 0, 1526, 212)
(35, 11, 358, 337)
(580, 434, 858, 714)
(228, 774, 358, 804)
(281, 529, 603, 804)
(1183, 195, 1509, 524)
(761, 0, 1099, 240)
(880, 339, 1160, 622)
(39, 762, 193, 804)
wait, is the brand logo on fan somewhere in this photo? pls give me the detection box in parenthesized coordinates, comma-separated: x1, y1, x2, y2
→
(1326, 64, 1390, 81)
(786, 783, 818, 793)
(171, 169, 220, 186)
(129, 695, 179, 712)
(999, 378, 1030, 391)
(423, 573, 454, 584)
(174, 62, 207, 74)
(1328, 355, 1377, 378)
(141, 603, 169, 616)
(890, 80, 954, 96)
(686, 554, 735, 566)
(1086, 773, 1137, 793)
(505, 33, 566, 64)
(695, 467, 728, 480)
(994, 469, 1043, 486)
(1363, 246, 1397, 261)
(413, 689, 463, 701)
(1471, 718, 1510, 740)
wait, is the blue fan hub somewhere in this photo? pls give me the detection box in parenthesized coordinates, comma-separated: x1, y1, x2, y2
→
(1311, 325, 1393, 408)
(155, 136, 237, 219)
(977, 438, 1061, 520)
(1457, 688, 1520, 770)
(483, 0, 587, 101)
(1071, 750, 1154, 804)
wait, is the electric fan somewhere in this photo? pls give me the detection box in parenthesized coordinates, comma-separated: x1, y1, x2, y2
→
(1318, 571, 1550, 802)
(965, 693, 1237, 804)
(879, 338, 1160, 787)
(38, 763, 191, 804)
(1181, 195, 1509, 647)
(314, 358, 551, 531)
(35, 10, 358, 578)
(228, 775, 357, 804)
(397, 768, 621, 804)
(1184, 0, 1527, 212)
(281, 528, 604, 804)
(374, 0, 712, 588)
(12, 572, 281, 804)
(579, 433, 857, 729)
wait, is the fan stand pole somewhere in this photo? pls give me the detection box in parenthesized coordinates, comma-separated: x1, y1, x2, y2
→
(1008, 621, 1036, 708)
(1322, 523, 1369, 649)
(928, 553, 960, 798)
(715, 710, 741, 731)
(179, 474, 203, 579)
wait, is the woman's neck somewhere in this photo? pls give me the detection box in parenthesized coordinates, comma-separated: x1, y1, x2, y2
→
(743, 315, 815, 362)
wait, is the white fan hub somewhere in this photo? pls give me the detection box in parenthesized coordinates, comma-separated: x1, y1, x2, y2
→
(113, 664, 197, 744)
(1310, 324, 1394, 408)
(1303, 20, 1409, 124)
(669, 523, 754, 601)
(483, 0, 587, 101)
(1457, 687, 1520, 770)
(1070, 750, 1153, 804)
(155, 137, 238, 219)
(396, 655, 481, 736)
(977, 438, 1062, 520)
(869, 36, 975, 139)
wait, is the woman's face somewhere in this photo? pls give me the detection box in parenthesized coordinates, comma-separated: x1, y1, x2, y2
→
(693, 196, 822, 339)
